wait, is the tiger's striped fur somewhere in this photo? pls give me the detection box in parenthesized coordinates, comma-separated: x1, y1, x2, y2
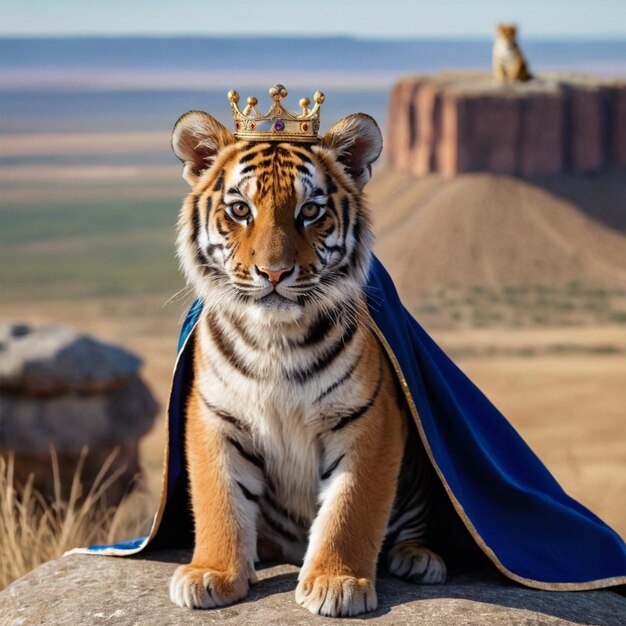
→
(168, 111, 446, 616)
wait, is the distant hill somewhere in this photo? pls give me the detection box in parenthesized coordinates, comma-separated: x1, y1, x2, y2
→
(368, 169, 626, 324)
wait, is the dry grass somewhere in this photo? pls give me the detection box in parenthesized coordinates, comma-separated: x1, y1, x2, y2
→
(0, 449, 153, 590)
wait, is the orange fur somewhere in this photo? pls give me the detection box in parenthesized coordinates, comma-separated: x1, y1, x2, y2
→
(170, 385, 254, 607)
(302, 341, 406, 581)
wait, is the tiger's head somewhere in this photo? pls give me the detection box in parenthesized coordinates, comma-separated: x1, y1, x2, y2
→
(496, 23, 518, 43)
(172, 111, 382, 324)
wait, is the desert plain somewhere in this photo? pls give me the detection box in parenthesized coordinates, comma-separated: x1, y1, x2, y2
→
(1, 129, 625, 545)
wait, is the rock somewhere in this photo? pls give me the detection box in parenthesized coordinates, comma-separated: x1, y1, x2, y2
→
(0, 322, 158, 503)
(0, 322, 142, 395)
(0, 377, 156, 450)
(1, 551, 624, 625)
(385, 72, 626, 177)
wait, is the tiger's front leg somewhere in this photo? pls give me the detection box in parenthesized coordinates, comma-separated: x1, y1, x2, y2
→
(296, 353, 407, 617)
(169, 386, 258, 609)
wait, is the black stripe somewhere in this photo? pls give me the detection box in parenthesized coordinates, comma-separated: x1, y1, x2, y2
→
(316, 350, 362, 402)
(215, 216, 229, 237)
(227, 313, 260, 350)
(204, 196, 213, 233)
(261, 145, 276, 157)
(287, 316, 358, 384)
(213, 170, 224, 191)
(240, 163, 256, 175)
(325, 195, 339, 220)
(288, 147, 314, 164)
(341, 195, 351, 238)
(296, 163, 312, 176)
(206, 242, 224, 258)
(238, 150, 260, 164)
(191, 195, 213, 268)
(227, 436, 265, 470)
(260, 509, 299, 543)
(331, 363, 383, 431)
(191, 195, 201, 246)
(320, 223, 336, 237)
(207, 313, 254, 378)
(276, 146, 293, 158)
(264, 489, 309, 529)
(326, 175, 338, 194)
(200, 392, 250, 434)
(298, 311, 334, 346)
(313, 244, 326, 264)
(320, 454, 345, 480)
(321, 241, 346, 257)
(237, 481, 259, 503)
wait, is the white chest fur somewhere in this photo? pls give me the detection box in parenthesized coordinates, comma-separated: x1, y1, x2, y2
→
(195, 306, 369, 538)
(493, 38, 516, 65)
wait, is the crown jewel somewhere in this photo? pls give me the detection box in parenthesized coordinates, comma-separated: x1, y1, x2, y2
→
(228, 84, 325, 143)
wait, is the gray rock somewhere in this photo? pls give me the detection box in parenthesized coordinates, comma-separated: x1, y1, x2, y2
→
(0, 377, 157, 451)
(0, 322, 142, 395)
(1, 551, 624, 625)
(0, 322, 158, 504)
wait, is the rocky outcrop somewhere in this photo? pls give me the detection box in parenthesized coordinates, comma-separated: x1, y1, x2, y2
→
(1, 551, 624, 625)
(0, 322, 158, 503)
(386, 72, 626, 177)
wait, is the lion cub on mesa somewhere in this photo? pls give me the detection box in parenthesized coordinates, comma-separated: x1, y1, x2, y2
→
(493, 23, 532, 82)
(167, 95, 446, 617)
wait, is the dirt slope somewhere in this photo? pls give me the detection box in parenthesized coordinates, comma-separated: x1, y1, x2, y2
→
(368, 170, 626, 295)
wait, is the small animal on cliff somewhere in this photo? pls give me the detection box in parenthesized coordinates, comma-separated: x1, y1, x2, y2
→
(168, 85, 446, 617)
(493, 23, 533, 82)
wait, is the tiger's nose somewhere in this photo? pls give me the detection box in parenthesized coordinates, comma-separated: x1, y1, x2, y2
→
(256, 264, 294, 285)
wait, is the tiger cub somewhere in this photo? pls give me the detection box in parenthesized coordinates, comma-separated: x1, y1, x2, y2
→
(493, 23, 533, 82)
(168, 110, 446, 617)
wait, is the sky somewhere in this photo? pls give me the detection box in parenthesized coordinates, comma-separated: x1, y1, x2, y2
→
(1, 0, 625, 38)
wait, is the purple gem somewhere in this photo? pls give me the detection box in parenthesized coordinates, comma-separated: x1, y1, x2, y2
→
(274, 119, 285, 131)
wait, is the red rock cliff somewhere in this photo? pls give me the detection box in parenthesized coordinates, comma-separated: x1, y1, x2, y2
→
(385, 72, 626, 177)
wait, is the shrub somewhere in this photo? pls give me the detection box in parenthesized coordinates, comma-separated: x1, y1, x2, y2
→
(0, 449, 152, 590)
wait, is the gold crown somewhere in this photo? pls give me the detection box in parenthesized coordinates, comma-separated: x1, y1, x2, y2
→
(227, 84, 325, 143)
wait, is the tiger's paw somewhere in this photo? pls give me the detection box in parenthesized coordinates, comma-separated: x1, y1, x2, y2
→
(295, 574, 377, 617)
(169, 564, 252, 609)
(387, 540, 446, 584)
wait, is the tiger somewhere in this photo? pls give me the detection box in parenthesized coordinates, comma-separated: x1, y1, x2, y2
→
(493, 23, 533, 82)
(167, 108, 446, 617)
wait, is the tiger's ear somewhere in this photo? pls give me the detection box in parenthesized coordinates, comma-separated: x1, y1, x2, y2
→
(321, 113, 383, 191)
(172, 111, 236, 185)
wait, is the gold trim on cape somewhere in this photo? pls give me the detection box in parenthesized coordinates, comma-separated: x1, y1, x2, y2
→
(65, 316, 201, 558)
(367, 315, 626, 591)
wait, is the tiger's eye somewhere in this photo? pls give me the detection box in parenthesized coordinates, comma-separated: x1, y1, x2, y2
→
(230, 201, 250, 220)
(301, 202, 322, 220)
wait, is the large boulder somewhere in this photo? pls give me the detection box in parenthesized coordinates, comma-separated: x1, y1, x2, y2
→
(0, 322, 158, 503)
(0, 551, 624, 625)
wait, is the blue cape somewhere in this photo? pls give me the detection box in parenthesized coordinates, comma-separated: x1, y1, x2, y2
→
(76, 257, 626, 591)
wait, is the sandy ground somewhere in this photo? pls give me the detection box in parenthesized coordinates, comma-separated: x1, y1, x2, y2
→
(2, 296, 624, 538)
